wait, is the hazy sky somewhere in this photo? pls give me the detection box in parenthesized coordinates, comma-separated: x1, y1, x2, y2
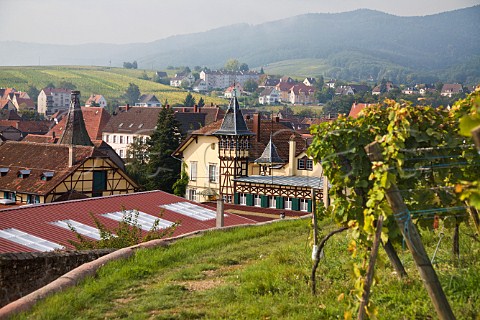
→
(1, 0, 479, 45)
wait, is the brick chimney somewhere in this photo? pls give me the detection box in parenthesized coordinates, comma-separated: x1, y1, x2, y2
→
(193, 105, 198, 113)
(275, 116, 280, 123)
(253, 113, 261, 142)
(125, 104, 130, 111)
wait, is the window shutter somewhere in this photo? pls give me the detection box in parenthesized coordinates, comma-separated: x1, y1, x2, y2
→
(276, 196, 284, 209)
(292, 198, 300, 211)
(246, 194, 254, 206)
(308, 199, 313, 212)
(261, 195, 268, 208)
(234, 193, 240, 205)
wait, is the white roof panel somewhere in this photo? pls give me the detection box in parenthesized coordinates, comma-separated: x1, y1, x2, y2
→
(102, 210, 174, 231)
(160, 202, 220, 221)
(50, 219, 102, 240)
(0, 228, 64, 252)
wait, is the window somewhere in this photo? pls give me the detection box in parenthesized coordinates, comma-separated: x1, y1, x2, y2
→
(254, 194, 261, 207)
(0, 228, 63, 251)
(119, 136, 124, 144)
(102, 210, 174, 231)
(92, 170, 107, 197)
(161, 201, 221, 220)
(119, 149, 124, 158)
(188, 189, 197, 202)
(190, 162, 197, 181)
(17, 169, 30, 178)
(269, 196, 276, 208)
(0, 168, 9, 177)
(50, 219, 102, 240)
(105, 135, 109, 143)
(285, 197, 292, 210)
(298, 158, 305, 170)
(126, 136, 130, 144)
(209, 164, 217, 183)
(300, 199, 308, 212)
(113, 135, 117, 143)
(306, 159, 313, 170)
(240, 193, 247, 205)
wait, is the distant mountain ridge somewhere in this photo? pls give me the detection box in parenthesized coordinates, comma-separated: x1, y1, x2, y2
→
(1, 6, 479, 83)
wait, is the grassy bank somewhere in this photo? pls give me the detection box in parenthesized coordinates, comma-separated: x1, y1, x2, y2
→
(14, 218, 480, 319)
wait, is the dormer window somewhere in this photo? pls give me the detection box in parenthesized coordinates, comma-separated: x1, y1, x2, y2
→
(17, 169, 31, 178)
(0, 168, 9, 177)
(41, 172, 54, 181)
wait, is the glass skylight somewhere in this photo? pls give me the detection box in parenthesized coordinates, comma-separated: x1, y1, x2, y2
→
(50, 219, 102, 240)
(102, 210, 174, 231)
(160, 202, 221, 221)
(0, 228, 64, 251)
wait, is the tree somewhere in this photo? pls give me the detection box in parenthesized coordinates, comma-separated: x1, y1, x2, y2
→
(379, 78, 388, 93)
(132, 61, 138, 69)
(139, 71, 149, 80)
(57, 81, 76, 90)
(243, 79, 258, 93)
(172, 165, 189, 197)
(224, 59, 240, 71)
(26, 85, 40, 103)
(125, 83, 140, 105)
(126, 137, 149, 189)
(146, 106, 182, 192)
(197, 97, 205, 108)
(183, 92, 196, 107)
(68, 209, 177, 250)
(239, 63, 249, 72)
(260, 67, 265, 74)
(45, 82, 55, 88)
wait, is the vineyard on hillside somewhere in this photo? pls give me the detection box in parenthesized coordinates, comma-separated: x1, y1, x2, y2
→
(0, 66, 227, 106)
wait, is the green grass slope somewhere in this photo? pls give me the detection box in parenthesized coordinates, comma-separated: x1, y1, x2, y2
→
(14, 218, 480, 319)
(0, 66, 227, 106)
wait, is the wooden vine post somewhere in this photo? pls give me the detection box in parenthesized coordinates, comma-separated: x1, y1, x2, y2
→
(358, 215, 384, 320)
(365, 141, 455, 320)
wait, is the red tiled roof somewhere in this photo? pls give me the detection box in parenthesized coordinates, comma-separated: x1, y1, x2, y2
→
(85, 94, 105, 105)
(0, 191, 256, 253)
(48, 107, 110, 141)
(103, 107, 160, 135)
(349, 103, 375, 118)
(22, 134, 58, 144)
(0, 120, 50, 134)
(0, 141, 98, 195)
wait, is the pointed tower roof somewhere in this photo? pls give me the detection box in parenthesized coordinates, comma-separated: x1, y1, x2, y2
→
(58, 91, 93, 146)
(255, 135, 284, 164)
(213, 89, 254, 136)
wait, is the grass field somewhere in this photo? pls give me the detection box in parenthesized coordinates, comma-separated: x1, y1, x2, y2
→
(262, 59, 331, 78)
(0, 66, 227, 106)
(14, 218, 480, 319)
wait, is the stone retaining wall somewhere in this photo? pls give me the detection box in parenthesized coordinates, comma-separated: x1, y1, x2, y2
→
(0, 249, 114, 307)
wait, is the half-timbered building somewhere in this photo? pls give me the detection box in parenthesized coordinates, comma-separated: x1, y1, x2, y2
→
(0, 91, 138, 206)
(173, 91, 326, 213)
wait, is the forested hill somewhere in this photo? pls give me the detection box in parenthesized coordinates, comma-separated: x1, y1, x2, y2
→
(1, 6, 479, 83)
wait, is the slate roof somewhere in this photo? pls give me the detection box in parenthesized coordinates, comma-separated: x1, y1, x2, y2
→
(138, 94, 160, 104)
(235, 175, 323, 189)
(49, 106, 111, 141)
(58, 91, 93, 146)
(0, 190, 256, 253)
(255, 136, 284, 164)
(0, 141, 100, 196)
(213, 95, 254, 136)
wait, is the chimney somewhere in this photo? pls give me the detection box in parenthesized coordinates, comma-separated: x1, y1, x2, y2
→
(216, 198, 224, 228)
(125, 104, 130, 111)
(166, 104, 170, 109)
(68, 145, 74, 167)
(193, 104, 198, 113)
(52, 131, 56, 139)
(288, 134, 296, 175)
(253, 113, 261, 142)
(275, 116, 280, 123)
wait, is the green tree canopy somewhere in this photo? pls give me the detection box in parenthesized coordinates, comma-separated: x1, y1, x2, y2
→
(243, 79, 258, 93)
(146, 106, 182, 192)
(224, 59, 240, 71)
(27, 85, 40, 102)
(57, 81, 77, 90)
(198, 97, 205, 108)
(183, 92, 196, 107)
(125, 83, 141, 105)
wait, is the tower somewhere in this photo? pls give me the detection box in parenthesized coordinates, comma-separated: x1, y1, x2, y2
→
(58, 90, 93, 146)
(213, 89, 254, 202)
